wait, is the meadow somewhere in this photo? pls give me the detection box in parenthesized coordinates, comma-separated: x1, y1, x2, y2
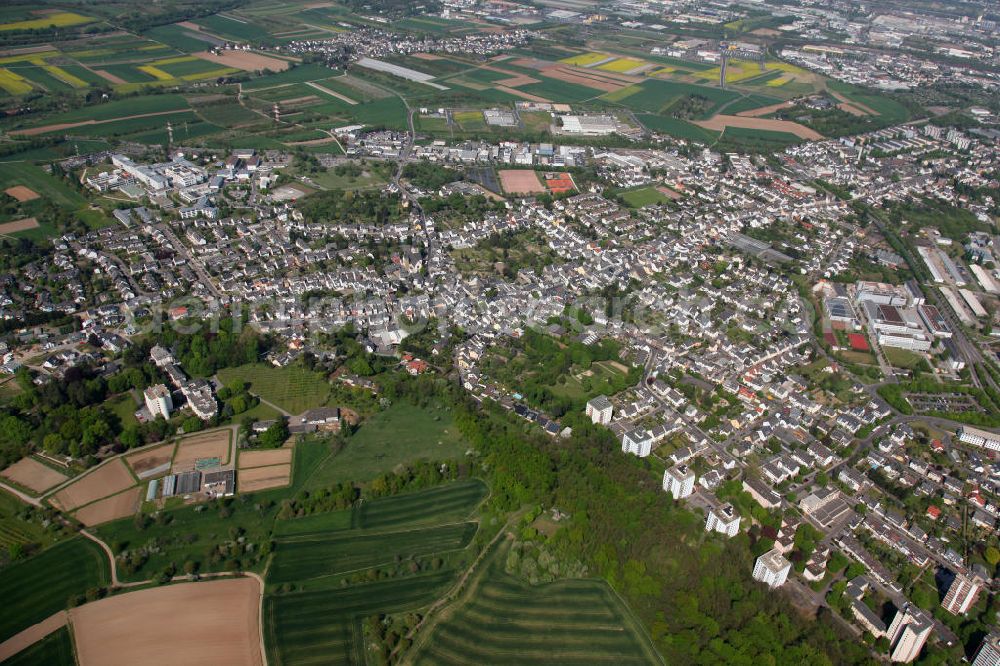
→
(606, 79, 740, 116)
(0, 488, 53, 552)
(621, 186, 673, 208)
(0, 537, 109, 641)
(305, 402, 469, 487)
(217, 363, 331, 415)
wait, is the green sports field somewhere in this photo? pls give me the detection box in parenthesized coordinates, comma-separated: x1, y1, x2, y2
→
(0, 537, 109, 641)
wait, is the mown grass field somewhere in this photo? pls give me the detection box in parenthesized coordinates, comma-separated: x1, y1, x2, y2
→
(268, 521, 478, 584)
(621, 186, 672, 208)
(274, 479, 487, 538)
(411, 548, 661, 665)
(217, 363, 330, 415)
(0, 537, 109, 641)
(3, 625, 76, 666)
(305, 402, 469, 487)
(265, 571, 457, 665)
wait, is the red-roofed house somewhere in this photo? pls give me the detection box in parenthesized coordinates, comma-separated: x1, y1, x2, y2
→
(926, 505, 941, 520)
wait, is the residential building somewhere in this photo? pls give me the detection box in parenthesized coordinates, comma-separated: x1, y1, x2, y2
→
(942, 573, 981, 615)
(586, 394, 613, 425)
(143, 384, 173, 419)
(887, 604, 932, 663)
(622, 429, 653, 457)
(705, 503, 740, 537)
(752, 548, 791, 588)
(958, 426, 1000, 452)
(664, 464, 695, 500)
(972, 632, 1000, 666)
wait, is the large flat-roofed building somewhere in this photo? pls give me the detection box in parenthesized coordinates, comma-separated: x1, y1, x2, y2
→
(752, 548, 791, 588)
(664, 464, 695, 500)
(742, 477, 781, 509)
(586, 395, 613, 425)
(705, 503, 740, 537)
(958, 426, 1000, 452)
(143, 384, 173, 420)
(972, 631, 1000, 666)
(559, 114, 617, 136)
(942, 573, 981, 615)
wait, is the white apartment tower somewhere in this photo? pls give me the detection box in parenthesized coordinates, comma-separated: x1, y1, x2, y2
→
(622, 429, 653, 457)
(752, 548, 791, 588)
(705, 503, 741, 537)
(887, 604, 932, 663)
(942, 573, 981, 615)
(143, 384, 173, 419)
(586, 395, 613, 425)
(664, 464, 695, 500)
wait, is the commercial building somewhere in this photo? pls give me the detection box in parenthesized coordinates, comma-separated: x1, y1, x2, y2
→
(887, 604, 932, 663)
(586, 395, 613, 425)
(143, 384, 173, 420)
(957, 426, 1000, 452)
(705, 503, 740, 537)
(559, 114, 617, 136)
(942, 573, 981, 615)
(664, 464, 695, 500)
(752, 548, 791, 588)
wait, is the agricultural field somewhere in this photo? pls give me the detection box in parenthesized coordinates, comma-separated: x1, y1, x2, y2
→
(0, 537, 109, 641)
(217, 364, 330, 415)
(605, 79, 740, 117)
(410, 545, 661, 665)
(0, 488, 55, 553)
(305, 402, 469, 488)
(2, 625, 76, 666)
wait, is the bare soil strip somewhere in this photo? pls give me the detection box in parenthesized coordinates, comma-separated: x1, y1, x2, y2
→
(51, 458, 135, 511)
(0, 456, 67, 493)
(195, 49, 290, 72)
(238, 448, 292, 469)
(0, 611, 67, 662)
(694, 114, 823, 140)
(237, 463, 291, 492)
(73, 486, 142, 526)
(71, 577, 263, 666)
(125, 442, 175, 476)
(495, 85, 550, 103)
(0, 218, 40, 234)
(4, 186, 39, 202)
(12, 110, 190, 137)
(91, 69, 127, 84)
(171, 428, 232, 472)
(828, 89, 877, 116)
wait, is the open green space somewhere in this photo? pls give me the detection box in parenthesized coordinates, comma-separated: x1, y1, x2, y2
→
(411, 544, 661, 665)
(6, 94, 190, 130)
(242, 63, 343, 91)
(217, 363, 330, 415)
(143, 24, 224, 53)
(3, 625, 76, 666)
(305, 402, 469, 488)
(828, 80, 910, 124)
(605, 79, 740, 116)
(0, 162, 85, 210)
(0, 488, 54, 553)
(0, 537, 109, 641)
(637, 114, 720, 142)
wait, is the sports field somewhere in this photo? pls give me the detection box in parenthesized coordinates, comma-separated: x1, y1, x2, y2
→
(305, 402, 468, 487)
(621, 186, 673, 208)
(411, 548, 661, 665)
(217, 364, 330, 414)
(0, 537, 109, 641)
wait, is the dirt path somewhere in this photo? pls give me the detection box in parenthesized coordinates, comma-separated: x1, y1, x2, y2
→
(11, 109, 191, 137)
(305, 80, 356, 105)
(0, 611, 67, 661)
(827, 89, 877, 116)
(0, 479, 42, 506)
(694, 114, 824, 140)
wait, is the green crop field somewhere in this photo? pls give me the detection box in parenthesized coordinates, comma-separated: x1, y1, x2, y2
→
(518, 77, 602, 103)
(3, 625, 76, 666)
(636, 114, 720, 142)
(269, 521, 477, 584)
(0, 537, 109, 641)
(143, 24, 222, 53)
(274, 479, 487, 538)
(7, 94, 190, 129)
(721, 93, 783, 115)
(0, 488, 53, 551)
(828, 80, 910, 123)
(217, 363, 330, 415)
(192, 14, 268, 43)
(306, 402, 469, 487)
(411, 550, 661, 665)
(265, 570, 457, 665)
(242, 64, 342, 91)
(606, 79, 740, 116)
